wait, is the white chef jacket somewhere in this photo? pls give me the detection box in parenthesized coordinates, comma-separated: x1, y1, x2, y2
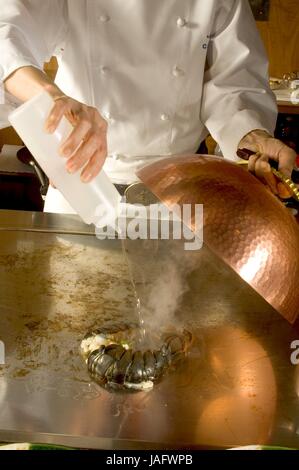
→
(0, 0, 277, 214)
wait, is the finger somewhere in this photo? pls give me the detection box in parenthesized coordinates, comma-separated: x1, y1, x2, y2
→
(66, 132, 103, 173)
(254, 154, 272, 178)
(262, 171, 278, 195)
(80, 146, 107, 183)
(277, 146, 296, 179)
(247, 153, 260, 173)
(59, 118, 92, 157)
(44, 100, 68, 133)
(277, 182, 292, 200)
(254, 154, 278, 195)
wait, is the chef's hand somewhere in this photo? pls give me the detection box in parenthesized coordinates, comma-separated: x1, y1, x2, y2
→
(238, 129, 297, 198)
(44, 94, 108, 183)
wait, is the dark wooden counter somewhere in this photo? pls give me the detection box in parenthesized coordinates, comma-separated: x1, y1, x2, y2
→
(278, 101, 299, 115)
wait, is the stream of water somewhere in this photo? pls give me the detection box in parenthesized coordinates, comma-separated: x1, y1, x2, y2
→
(121, 238, 146, 345)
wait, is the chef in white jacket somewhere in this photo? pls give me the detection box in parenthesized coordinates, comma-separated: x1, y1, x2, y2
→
(0, 0, 296, 213)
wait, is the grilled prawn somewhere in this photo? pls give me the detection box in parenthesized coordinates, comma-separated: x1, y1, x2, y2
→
(80, 326, 193, 391)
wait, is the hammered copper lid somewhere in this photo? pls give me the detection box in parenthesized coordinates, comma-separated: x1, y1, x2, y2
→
(137, 154, 299, 324)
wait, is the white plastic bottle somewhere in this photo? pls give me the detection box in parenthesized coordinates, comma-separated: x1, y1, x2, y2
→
(9, 91, 121, 227)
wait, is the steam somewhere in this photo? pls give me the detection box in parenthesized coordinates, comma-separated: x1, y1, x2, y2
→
(142, 258, 188, 332)
(125, 239, 198, 348)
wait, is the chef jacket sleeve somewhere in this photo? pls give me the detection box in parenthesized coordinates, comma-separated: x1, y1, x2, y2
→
(0, 0, 67, 90)
(200, 0, 277, 160)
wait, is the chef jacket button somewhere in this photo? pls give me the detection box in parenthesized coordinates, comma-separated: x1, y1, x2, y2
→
(172, 66, 185, 77)
(177, 17, 187, 28)
(160, 113, 170, 121)
(99, 14, 110, 23)
(100, 66, 110, 74)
